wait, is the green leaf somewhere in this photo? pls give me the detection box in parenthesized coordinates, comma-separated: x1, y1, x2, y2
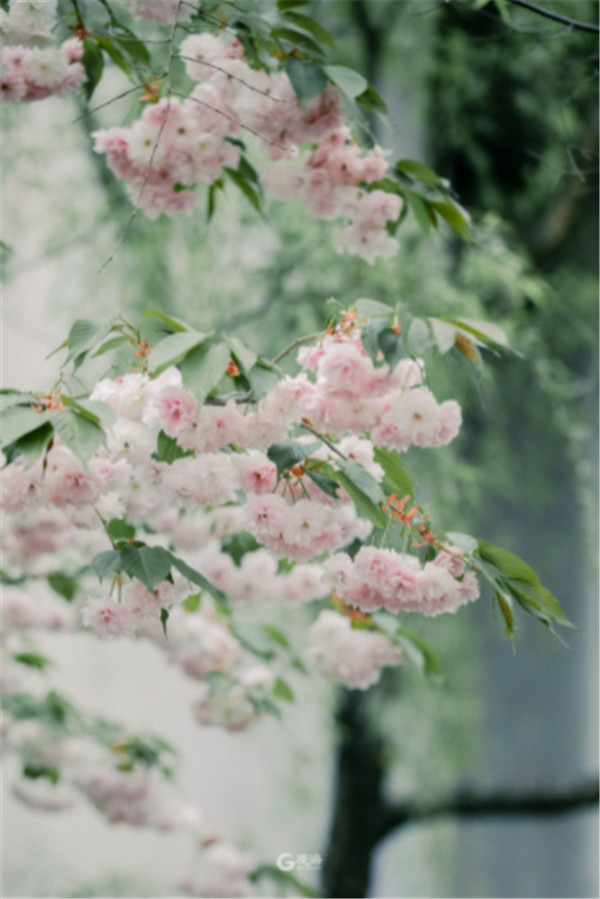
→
(355, 297, 393, 319)
(429, 199, 471, 240)
(477, 541, 539, 585)
(277, 0, 311, 9)
(333, 460, 387, 529)
(168, 553, 229, 606)
(406, 318, 433, 356)
(148, 330, 205, 374)
(441, 316, 508, 349)
(373, 447, 414, 499)
(283, 12, 335, 47)
(267, 439, 320, 478)
(91, 549, 123, 580)
(94, 35, 131, 75)
(273, 677, 295, 702)
(285, 56, 328, 102)
(224, 166, 263, 214)
(495, 591, 515, 641)
(13, 652, 51, 670)
(221, 531, 261, 566)
(82, 39, 105, 100)
(355, 83, 387, 114)
(47, 573, 79, 601)
(395, 626, 441, 676)
(144, 309, 188, 333)
(445, 532, 478, 553)
(1, 406, 51, 449)
(509, 581, 573, 628)
(360, 319, 389, 365)
(261, 624, 290, 648)
(120, 545, 172, 592)
(244, 360, 281, 398)
(110, 25, 151, 67)
(429, 318, 457, 354)
(182, 593, 202, 613)
(179, 340, 231, 401)
(396, 159, 446, 187)
(52, 410, 105, 463)
(154, 430, 194, 465)
(91, 335, 129, 357)
(304, 467, 340, 499)
(271, 26, 324, 55)
(8, 422, 54, 468)
(106, 518, 135, 542)
(160, 607, 169, 637)
(23, 764, 60, 785)
(405, 192, 436, 234)
(225, 336, 257, 373)
(324, 64, 368, 98)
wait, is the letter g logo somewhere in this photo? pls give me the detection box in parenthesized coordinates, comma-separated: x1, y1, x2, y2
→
(277, 852, 296, 872)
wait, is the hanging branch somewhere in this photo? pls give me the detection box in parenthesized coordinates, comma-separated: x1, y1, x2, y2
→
(504, 0, 599, 34)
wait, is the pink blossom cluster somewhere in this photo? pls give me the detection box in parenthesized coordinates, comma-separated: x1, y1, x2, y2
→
(1, 38, 85, 104)
(291, 329, 462, 450)
(1, 0, 57, 44)
(92, 30, 401, 259)
(325, 545, 480, 617)
(126, 0, 194, 24)
(263, 126, 402, 263)
(1, 586, 73, 636)
(305, 610, 403, 689)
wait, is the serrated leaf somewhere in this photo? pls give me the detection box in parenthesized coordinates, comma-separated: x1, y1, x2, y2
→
(148, 330, 205, 375)
(477, 541, 539, 585)
(91, 549, 123, 580)
(333, 460, 387, 530)
(52, 410, 105, 463)
(324, 64, 368, 98)
(285, 55, 328, 102)
(179, 340, 230, 401)
(120, 545, 172, 592)
(1, 406, 52, 449)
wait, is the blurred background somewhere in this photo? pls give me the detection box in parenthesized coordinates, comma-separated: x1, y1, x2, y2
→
(2, 1, 598, 897)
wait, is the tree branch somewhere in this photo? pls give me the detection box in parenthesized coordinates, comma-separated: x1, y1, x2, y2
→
(380, 777, 600, 839)
(505, 0, 599, 34)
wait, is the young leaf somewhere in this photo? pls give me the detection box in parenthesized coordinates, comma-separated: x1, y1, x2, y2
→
(324, 65, 368, 98)
(13, 652, 51, 670)
(82, 39, 104, 100)
(182, 593, 202, 613)
(52, 410, 105, 463)
(144, 309, 188, 333)
(477, 541, 540, 585)
(283, 12, 335, 47)
(106, 518, 135, 542)
(224, 166, 263, 214)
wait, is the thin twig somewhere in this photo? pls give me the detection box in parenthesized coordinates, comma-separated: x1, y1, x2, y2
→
(73, 78, 166, 123)
(505, 0, 599, 34)
(97, 6, 182, 274)
(171, 89, 290, 151)
(300, 422, 347, 460)
(177, 55, 285, 101)
(271, 332, 324, 366)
